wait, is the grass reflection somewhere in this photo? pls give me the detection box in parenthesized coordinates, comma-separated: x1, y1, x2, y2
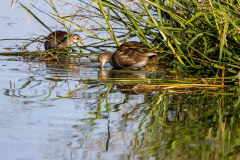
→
(124, 92, 240, 159)
(69, 79, 237, 158)
(67, 84, 240, 159)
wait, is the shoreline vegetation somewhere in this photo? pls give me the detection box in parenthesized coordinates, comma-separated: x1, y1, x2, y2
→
(4, 0, 240, 84)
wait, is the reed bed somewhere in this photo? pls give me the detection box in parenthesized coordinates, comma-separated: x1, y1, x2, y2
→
(7, 0, 240, 82)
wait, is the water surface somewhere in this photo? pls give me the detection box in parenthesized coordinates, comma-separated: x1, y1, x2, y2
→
(0, 56, 239, 160)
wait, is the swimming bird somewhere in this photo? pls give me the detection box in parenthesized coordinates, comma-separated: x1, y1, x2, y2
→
(98, 41, 157, 69)
(44, 31, 84, 51)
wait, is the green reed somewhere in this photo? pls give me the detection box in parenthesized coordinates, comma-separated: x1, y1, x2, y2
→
(17, 0, 240, 80)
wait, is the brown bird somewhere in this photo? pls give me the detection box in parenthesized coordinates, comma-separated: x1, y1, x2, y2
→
(44, 31, 85, 51)
(98, 41, 157, 69)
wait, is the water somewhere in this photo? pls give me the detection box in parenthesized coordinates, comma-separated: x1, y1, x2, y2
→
(0, 56, 238, 160)
(1, 1, 240, 160)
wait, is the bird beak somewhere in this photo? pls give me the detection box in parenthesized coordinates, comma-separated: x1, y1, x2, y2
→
(80, 41, 85, 45)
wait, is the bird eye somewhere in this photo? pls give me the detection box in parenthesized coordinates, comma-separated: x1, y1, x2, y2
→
(77, 38, 80, 40)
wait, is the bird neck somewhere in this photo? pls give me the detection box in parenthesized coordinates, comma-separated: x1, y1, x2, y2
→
(108, 52, 114, 64)
(110, 52, 121, 68)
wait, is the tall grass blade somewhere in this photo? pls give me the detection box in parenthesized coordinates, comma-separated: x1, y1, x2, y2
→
(48, 0, 69, 32)
(93, 1, 120, 46)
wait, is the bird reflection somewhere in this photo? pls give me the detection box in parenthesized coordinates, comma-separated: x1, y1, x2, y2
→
(98, 69, 158, 94)
(98, 68, 147, 79)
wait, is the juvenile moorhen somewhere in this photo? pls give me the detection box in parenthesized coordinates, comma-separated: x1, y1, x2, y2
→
(44, 31, 85, 51)
(98, 41, 157, 69)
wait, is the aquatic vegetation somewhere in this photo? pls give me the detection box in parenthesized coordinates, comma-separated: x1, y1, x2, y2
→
(16, 0, 240, 79)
